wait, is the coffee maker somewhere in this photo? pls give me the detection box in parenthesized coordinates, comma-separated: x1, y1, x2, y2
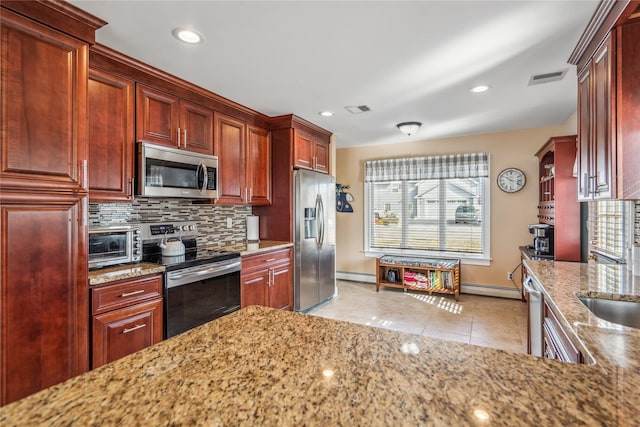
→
(528, 224, 554, 256)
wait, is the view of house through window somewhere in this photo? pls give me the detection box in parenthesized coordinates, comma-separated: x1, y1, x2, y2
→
(364, 153, 489, 260)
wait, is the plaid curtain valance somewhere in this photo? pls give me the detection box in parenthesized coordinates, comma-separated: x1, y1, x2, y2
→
(364, 152, 489, 182)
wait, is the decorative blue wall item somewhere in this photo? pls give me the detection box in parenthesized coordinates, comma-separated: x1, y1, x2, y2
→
(336, 183, 354, 213)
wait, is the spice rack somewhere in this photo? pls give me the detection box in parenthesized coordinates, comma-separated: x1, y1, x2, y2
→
(376, 255, 460, 301)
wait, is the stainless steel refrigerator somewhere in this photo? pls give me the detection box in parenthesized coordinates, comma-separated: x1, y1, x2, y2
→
(293, 169, 336, 312)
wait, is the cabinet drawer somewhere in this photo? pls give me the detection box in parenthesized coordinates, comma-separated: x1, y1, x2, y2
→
(242, 248, 292, 272)
(91, 274, 163, 315)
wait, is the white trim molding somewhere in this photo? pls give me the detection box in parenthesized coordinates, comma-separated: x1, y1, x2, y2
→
(336, 271, 376, 284)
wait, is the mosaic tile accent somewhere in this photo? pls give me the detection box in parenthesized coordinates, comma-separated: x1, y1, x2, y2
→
(635, 200, 640, 245)
(89, 199, 252, 246)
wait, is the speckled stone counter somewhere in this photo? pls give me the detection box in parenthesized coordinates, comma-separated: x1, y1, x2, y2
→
(524, 260, 640, 425)
(88, 263, 165, 285)
(226, 240, 292, 256)
(0, 303, 630, 426)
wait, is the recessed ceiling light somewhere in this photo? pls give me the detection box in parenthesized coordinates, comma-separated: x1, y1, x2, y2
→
(470, 85, 491, 93)
(172, 28, 204, 44)
(319, 111, 334, 117)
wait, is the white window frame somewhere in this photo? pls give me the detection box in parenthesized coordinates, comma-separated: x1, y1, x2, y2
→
(364, 177, 491, 266)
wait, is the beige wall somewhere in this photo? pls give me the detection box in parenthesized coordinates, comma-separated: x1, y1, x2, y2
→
(335, 124, 577, 288)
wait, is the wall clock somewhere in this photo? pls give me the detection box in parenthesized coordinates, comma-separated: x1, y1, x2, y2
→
(497, 168, 526, 193)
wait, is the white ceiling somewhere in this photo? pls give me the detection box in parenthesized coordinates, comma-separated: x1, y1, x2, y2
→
(71, 1, 598, 148)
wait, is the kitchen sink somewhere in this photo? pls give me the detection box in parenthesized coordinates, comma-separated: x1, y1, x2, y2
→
(578, 297, 640, 329)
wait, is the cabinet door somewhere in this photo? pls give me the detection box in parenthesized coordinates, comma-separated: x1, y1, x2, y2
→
(1, 9, 87, 192)
(136, 84, 179, 148)
(591, 34, 615, 200)
(616, 20, 640, 200)
(214, 112, 246, 204)
(247, 126, 271, 205)
(577, 66, 591, 201)
(314, 139, 330, 173)
(88, 68, 135, 202)
(268, 262, 293, 311)
(180, 100, 214, 155)
(293, 130, 314, 170)
(0, 192, 89, 404)
(240, 269, 268, 308)
(92, 299, 163, 369)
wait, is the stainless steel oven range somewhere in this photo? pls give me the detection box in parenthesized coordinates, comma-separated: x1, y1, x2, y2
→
(140, 221, 241, 339)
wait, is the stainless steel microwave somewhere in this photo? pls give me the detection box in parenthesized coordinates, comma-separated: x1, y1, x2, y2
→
(137, 142, 218, 199)
(88, 225, 142, 269)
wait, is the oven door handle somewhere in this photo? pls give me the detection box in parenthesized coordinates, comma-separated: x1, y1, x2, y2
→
(166, 261, 241, 288)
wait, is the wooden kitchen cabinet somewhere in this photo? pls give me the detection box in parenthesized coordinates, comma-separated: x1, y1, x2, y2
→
(570, 3, 640, 200)
(91, 274, 163, 368)
(241, 248, 293, 311)
(0, 7, 90, 193)
(213, 112, 271, 205)
(0, 191, 90, 404)
(535, 135, 581, 261)
(294, 129, 330, 173)
(253, 115, 332, 241)
(88, 68, 135, 202)
(136, 84, 214, 155)
(0, 1, 104, 405)
(246, 125, 272, 205)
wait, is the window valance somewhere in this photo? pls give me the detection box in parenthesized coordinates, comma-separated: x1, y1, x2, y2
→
(364, 152, 489, 182)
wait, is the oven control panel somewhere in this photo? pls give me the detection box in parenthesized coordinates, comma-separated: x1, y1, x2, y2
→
(141, 221, 198, 242)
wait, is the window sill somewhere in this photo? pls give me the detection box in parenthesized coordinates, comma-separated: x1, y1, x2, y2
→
(364, 250, 491, 266)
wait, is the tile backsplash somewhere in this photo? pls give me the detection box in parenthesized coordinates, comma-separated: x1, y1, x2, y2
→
(636, 201, 640, 245)
(89, 199, 252, 247)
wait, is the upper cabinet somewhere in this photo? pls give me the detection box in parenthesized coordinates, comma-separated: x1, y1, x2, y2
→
(294, 129, 330, 173)
(213, 112, 271, 205)
(570, 1, 640, 200)
(88, 68, 135, 202)
(136, 84, 214, 155)
(1, 8, 91, 193)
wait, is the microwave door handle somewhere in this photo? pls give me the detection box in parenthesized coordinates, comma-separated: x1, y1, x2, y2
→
(197, 161, 207, 193)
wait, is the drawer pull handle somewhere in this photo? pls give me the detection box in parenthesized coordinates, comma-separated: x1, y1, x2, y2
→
(265, 258, 276, 262)
(120, 290, 145, 297)
(123, 324, 146, 334)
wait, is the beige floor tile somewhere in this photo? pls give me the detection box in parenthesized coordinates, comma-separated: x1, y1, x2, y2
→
(308, 280, 527, 353)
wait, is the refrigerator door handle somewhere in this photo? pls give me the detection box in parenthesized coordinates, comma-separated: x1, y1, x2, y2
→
(318, 194, 325, 247)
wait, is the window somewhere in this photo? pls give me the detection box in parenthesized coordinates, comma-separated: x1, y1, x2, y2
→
(590, 200, 633, 262)
(365, 153, 490, 262)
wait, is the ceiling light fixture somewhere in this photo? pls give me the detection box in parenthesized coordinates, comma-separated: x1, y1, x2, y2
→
(172, 28, 204, 44)
(319, 111, 334, 117)
(470, 85, 490, 93)
(396, 122, 422, 136)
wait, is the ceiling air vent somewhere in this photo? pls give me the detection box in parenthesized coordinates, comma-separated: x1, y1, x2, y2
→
(528, 69, 568, 85)
(345, 105, 371, 114)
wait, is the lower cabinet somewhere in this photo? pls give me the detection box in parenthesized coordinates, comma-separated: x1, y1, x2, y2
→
(91, 274, 163, 368)
(241, 248, 293, 311)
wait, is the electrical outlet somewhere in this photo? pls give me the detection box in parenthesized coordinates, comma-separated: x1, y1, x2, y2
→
(226, 217, 232, 228)
(507, 272, 513, 280)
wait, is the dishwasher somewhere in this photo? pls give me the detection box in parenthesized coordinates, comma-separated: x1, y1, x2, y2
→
(523, 276, 544, 357)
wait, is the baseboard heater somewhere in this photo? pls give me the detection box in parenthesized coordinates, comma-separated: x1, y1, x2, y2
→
(335, 271, 521, 300)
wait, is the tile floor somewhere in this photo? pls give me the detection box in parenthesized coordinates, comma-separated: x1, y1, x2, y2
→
(308, 280, 528, 354)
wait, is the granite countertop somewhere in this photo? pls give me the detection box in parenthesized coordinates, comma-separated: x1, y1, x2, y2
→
(524, 260, 640, 424)
(88, 263, 165, 286)
(0, 303, 631, 426)
(227, 240, 293, 256)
